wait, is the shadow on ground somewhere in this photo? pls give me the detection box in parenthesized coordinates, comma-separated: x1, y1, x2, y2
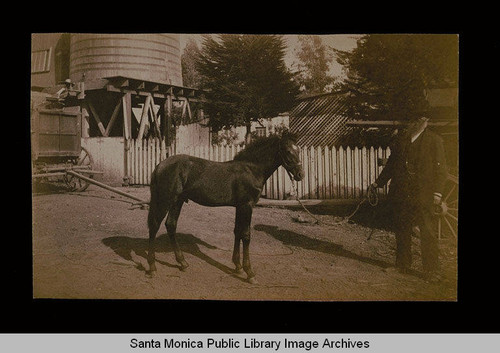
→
(32, 180, 70, 195)
(102, 233, 246, 281)
(254, 224, 392, 270)
(261, 198, 396, 231)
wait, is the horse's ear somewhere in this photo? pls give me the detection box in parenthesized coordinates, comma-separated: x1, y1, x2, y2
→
(280, 129, 297, 142)
(279, 129, 290, 139)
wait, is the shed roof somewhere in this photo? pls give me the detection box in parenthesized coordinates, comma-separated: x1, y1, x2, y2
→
(289, 92, 351, 147)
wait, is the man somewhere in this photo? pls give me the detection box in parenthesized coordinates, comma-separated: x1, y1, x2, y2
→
(371, 116, 448, 282)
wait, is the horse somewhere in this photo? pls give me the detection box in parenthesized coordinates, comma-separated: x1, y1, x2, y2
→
(146, 132, 304, 283)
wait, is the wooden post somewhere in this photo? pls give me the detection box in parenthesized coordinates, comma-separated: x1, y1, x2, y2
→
(122, 92, 132, 185)
(104, 97, 122, 137)
(309, 146, 316, 199)
(137, 95, 152, 140)
(361, 147, 368, 198)
(303, 147, 309, 199)
(324, 146, 331, 199)
(87, 100, 106, 136)
(181, 98, 187, 121)
(317, 146, 324, 199)
(122, 93, 132, 140)
(339, 147, 345, 199)
(331, 146, 338, 198)
(149, 96, 161, 138)
(81, 103, 90, 138)
(186, 98, 192, 121)
(164, 94, 172, 147)
(354, 147, 360, 198)
(346, 147, 353, 198)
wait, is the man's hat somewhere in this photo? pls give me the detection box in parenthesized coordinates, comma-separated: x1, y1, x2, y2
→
(409, 106, 431, 121)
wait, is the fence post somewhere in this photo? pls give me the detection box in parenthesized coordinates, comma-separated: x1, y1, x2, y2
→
(369, 146, 376, 190)
(348, 147, 353, 198)
(307, 146, 315, 199)
(330, 146, 337, 198)
(361, 146, 368, 197)
(301, 147, 308, 199)
(337, 146, 343, 198)
(354, 147, 360, 198)
(323, 146, 331, 199)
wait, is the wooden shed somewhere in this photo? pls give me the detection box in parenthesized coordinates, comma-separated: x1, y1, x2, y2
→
(289, 92, 351, 147)
(31, 33, 205, 185)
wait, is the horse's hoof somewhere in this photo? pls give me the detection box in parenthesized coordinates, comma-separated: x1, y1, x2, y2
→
(179, 261, 189, 272)
(234, 267, 244, 275)
(247, 277, 258, 285)
(145, 270, 155, 278)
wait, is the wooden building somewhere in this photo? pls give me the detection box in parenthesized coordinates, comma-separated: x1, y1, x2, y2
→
(31, 33, 204, 185)
(289, 92, 351, 147)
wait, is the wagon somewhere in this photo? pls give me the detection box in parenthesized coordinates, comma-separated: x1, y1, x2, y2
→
(31, 99, 149, 206)
(31, 105, 100, 191)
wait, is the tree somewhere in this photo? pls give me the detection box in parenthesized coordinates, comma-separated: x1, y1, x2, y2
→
(294, 35, 336, 95)
(334, 34, 458, 121)
(196, 34, 299, 142)
(181, 38, 203, 88)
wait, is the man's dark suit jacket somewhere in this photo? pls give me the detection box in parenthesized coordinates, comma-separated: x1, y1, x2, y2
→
(376, 128, 448, 208)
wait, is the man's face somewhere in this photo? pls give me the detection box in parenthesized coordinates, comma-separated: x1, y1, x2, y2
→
(407, 117, 429, 134)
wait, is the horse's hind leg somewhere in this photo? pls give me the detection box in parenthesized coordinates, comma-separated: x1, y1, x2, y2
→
(166, 200, 189, 271)
(147, 203, 165, 276)
(235, 204, 256, 283)
(232, 232, 243, 274)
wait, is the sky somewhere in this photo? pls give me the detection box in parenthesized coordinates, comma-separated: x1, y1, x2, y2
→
(179, 34, 361, 79)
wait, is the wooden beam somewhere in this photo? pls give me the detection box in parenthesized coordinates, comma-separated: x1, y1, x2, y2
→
(137, 95, 152, 140)
(105, 84, 205, 102)
(173, 87, 184, 97)
(87, 100, 106, 136)
(185, 98, 192, 120)
(181, 98, 187, 120)
(122, 92, 132, 140)
(117, 78, 130, 87)
(165, 95, 173, 146)
(148, 96, 162, 138)
(104, 97, 123, 137)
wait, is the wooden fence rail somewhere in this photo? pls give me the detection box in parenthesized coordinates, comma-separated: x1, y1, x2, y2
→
(127, 138, 390, 200)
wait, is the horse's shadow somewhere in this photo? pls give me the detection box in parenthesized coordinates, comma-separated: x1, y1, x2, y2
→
(102, 233, 242, 280)
(254, 224, 392, 269)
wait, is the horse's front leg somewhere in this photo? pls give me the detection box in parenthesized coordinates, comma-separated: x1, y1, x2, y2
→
(235, 204, 256, 284)
(232, 232, 243, 274)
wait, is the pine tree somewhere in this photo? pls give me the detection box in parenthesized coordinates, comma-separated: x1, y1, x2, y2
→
(334, 34, 458, 121)
(294, 35, 335, 95)
(196, 34, 300, 141)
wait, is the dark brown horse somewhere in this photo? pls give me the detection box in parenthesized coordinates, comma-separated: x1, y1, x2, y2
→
(147, 132, 304, 283)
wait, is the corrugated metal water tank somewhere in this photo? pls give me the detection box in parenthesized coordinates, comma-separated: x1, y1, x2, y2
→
(69, 33, 182, 85)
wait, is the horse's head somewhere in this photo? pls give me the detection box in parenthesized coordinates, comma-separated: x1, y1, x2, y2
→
(279, 133, 304, 181)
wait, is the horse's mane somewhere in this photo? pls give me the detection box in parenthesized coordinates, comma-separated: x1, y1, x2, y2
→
(233, 133, 297, 163)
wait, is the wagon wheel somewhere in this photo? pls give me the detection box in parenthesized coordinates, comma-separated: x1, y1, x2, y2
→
(435, 174, 458, 239)
(64, 147, 94, 192)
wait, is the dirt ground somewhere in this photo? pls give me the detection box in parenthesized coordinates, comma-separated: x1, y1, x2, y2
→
(32, 183, 457, 301)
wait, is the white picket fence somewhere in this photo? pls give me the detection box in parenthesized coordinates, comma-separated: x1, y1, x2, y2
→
(126, 138, 391, 200)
